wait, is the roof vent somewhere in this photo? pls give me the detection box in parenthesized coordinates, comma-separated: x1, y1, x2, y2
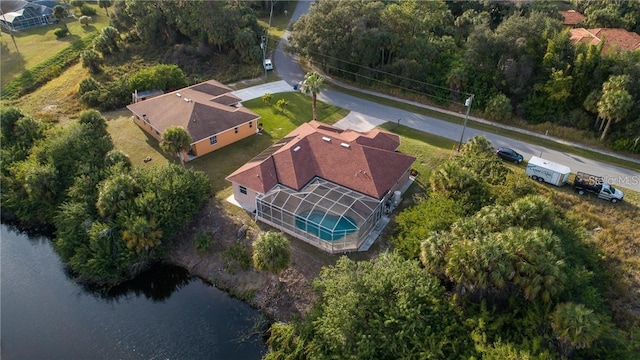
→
(322, 136, 331, 142)
(293, 146, 301, 152)
(340, 142, 350, 148)
(176, 93, 182, 97)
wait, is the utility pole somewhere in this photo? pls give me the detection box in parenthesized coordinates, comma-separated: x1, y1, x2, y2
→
(261, 35, 267, 78)
(263, 0, 275, 78)
(0, 9, 19, 53)
(456, 94, 474, 152)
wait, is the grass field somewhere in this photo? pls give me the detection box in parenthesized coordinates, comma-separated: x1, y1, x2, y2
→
(0, 8, 110, 87)
(105, 92, 348, 193)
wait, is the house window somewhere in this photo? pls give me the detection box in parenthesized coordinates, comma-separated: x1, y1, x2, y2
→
(234, 127, 238, 134)
(239, 186, 247, 195)
(249, 121, 253, 128)
(210, 136, 217, 145)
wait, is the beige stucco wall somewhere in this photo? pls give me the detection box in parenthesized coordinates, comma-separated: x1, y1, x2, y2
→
(230, 182, 259, 212)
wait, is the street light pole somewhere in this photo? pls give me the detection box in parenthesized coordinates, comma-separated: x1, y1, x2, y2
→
(456, 94, 474, 152)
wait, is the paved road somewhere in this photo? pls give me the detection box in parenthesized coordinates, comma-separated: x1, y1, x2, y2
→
(266, 1, 640, 192)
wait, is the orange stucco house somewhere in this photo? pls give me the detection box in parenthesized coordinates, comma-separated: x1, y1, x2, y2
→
(127, 79, 261, 162)
(226, 120, 416, 253)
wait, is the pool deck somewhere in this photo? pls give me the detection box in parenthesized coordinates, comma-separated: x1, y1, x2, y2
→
(357, 175, 415, 252)
(357, 215, 390, 252)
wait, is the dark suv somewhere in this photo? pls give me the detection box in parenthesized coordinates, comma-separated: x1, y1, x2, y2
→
(496, 147, 523, 163)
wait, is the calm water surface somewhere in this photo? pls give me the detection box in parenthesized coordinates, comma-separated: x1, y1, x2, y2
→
(1, 224, 266, 359)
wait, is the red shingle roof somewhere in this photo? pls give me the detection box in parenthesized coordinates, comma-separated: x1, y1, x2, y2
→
(560, 10, 585, 26)
(570, 27, 640, 54)
(126, 79, 258, 143)
(226, 121, 416, 199)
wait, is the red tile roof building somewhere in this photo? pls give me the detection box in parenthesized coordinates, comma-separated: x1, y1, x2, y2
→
(226, 120, 416, 253)
(560, 10, 585, 27)
(227, 120, 415, 200)
(570, 27, 640, 54)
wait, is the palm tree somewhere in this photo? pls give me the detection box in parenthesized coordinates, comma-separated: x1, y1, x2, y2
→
(430, 160, 477, 194)
(122, 216, 163, 253)
(96, 174, 139, 219)
(275, 98, 289, 114)
(80, 49, 103, 74)
(598, 75, 633, 141)
(98, 0, 112, 17)
(160, 126, 192, 166)
(461, 135, 494, 156)
(252, 231, 290, 275)
(583, 90, 602, 130)
(53, 5, 69, 34)
(100, 26, 120, 52)
(551, 302, 603, 357)
(300, 72, 325, 120)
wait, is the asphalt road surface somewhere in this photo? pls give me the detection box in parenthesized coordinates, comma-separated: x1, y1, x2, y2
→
(271, 1, 640, 192)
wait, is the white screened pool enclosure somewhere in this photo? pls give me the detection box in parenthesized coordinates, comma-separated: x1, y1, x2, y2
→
(256, 177, 386, 253)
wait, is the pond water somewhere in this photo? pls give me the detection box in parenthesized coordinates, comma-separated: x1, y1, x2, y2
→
(0, 224, 266, 360)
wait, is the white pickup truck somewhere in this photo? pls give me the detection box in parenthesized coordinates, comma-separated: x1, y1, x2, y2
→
(574, 171, 624, 203)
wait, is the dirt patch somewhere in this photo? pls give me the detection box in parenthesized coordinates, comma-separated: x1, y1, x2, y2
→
(167, 197, 383, 322)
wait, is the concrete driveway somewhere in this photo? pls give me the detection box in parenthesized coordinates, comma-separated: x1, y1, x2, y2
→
(232, 80, 294, 101)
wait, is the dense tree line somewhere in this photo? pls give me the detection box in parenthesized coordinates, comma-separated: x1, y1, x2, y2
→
(263, 136, 637, 359)
(0, 108, 210, 286)
(74, 0, 267, 111)
(110, 0, 264, 64)
(288, 0, 640, 152)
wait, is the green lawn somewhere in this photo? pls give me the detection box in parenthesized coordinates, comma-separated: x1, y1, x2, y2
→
(188, 93, 348, 192)
(107, 92, 348, 193)
(243, 92, 349, 138)
(0, 7, 110, 87)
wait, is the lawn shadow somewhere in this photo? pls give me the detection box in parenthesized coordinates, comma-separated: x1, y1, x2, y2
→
(78, 24, 98, 33)
(0, 40, 26, 84)
(58, 34, 82, 43)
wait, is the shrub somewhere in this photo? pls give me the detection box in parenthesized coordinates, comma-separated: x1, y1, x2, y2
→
(80, 49, 102, 74)
(80, 4, 97, 16)
(70, 0, 84, 7)
(484, 93, 512, 122)
(93, 35, 111, 55)
(612, 138, 640, 154)
(54, 28, 69, 38)
(79, 15, 92, 26)
(80, 90, 101, 108)
(195, 231, 214, 253)
(252, 231, 290, 274)
(97, 78, 130, 111)
(78, 77, 100, 95)
(222, 241, 252, 273)
(128, 64, 187, 92)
